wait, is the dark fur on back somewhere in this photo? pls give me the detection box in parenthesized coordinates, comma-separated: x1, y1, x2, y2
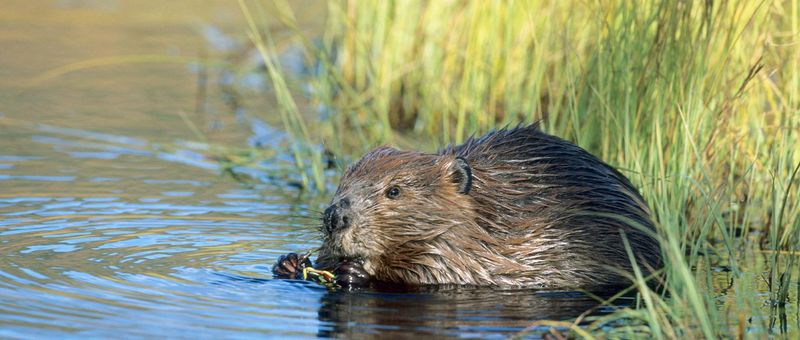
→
(316, 124, 661, 289)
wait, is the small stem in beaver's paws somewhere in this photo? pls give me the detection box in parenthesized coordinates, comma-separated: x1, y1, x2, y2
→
(333, 259, 371, 288)
(272, 253, 312, 279)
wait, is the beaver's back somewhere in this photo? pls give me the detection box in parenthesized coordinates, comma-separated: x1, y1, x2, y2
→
(441, 124, 661, 288)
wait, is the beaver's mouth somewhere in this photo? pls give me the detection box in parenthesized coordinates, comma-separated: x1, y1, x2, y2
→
(324, 242, 367, 263)
(336, 256, 366, 266)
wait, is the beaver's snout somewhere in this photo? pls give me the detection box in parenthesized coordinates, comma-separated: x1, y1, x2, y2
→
(323, 197, 352, 233)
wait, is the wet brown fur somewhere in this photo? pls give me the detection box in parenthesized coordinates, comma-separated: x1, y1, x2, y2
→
(316, 124, 661, 289)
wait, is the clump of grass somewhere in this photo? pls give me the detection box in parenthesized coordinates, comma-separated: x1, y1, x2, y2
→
(252, 0, 799, 337)
(316, 0, 593, 145)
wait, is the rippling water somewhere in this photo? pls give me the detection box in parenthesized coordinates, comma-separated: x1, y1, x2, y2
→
(0, 1, 631, 338)
(0, 123, 319, 337)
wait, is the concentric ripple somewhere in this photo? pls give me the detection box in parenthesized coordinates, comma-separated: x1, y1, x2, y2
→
(0, 184, 327, 337)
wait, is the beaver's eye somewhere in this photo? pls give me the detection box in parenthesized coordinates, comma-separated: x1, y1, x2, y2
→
(386, 186, 401, 199)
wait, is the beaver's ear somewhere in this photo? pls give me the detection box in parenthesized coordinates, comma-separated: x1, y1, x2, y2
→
(446, 157, 472, 194)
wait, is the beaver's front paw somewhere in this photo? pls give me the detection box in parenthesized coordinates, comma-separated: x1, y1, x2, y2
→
(333, 258, 371, 287)
(272, 253, 312, 279)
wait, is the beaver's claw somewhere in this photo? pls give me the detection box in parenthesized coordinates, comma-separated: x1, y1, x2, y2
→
(272, 253, 312, 279)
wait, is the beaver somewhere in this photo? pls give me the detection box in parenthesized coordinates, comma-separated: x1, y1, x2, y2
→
(273, 124, 661, 290)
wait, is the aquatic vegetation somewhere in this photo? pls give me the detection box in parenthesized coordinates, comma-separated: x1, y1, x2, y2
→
(303, 267, 337, 286)
(242, 0, 800, 337)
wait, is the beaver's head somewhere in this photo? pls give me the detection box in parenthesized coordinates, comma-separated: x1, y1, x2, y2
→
(318, 147, 475, 279)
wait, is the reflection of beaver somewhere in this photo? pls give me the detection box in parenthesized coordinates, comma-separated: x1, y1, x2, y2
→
(274, 124, 661, 290)
(315, 286, 625, 338)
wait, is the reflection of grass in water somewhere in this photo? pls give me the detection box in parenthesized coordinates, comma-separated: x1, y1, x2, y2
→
(246, 0, 799, 337)
(21, 55, 202, 89)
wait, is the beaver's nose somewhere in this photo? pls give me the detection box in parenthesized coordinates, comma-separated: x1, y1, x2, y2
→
(323, 198, 352, 233)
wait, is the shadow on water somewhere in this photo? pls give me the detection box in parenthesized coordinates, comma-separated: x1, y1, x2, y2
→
(217, 273, 632, 338)
(316, 288, 628, 338)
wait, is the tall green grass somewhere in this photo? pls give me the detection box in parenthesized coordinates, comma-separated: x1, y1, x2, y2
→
(244, 0, 799, 337)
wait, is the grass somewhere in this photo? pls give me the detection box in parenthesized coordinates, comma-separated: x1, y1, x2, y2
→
(239, 0, 800, 337)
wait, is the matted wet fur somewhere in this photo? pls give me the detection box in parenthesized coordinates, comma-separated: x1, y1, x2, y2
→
(276, 124, 661, 290)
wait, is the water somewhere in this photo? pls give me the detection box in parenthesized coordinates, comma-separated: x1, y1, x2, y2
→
(1, 1, 636, 338)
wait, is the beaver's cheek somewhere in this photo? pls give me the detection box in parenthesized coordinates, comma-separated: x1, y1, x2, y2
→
(362, 258, 377, 276)
(339, 224, 384, 260)
(338, 227, 358, 255)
